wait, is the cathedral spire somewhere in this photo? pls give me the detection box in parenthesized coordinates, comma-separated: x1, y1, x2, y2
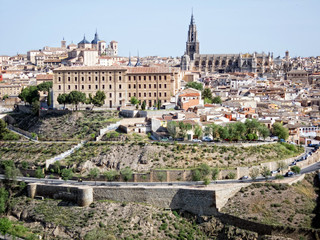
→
(127, 52, 132, 66)
(191, 8, 195, 25)
(186, 10, 199, 60)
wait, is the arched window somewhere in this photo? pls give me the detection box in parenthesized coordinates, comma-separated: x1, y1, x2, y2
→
(215, 60, 219, 66)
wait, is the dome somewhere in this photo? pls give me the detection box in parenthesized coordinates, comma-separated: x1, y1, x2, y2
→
(91, 32, 100, 44)
(78, 35, 90, 44)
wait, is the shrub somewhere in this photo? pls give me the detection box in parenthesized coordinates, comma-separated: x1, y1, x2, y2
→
(227, 172, 236, 179)
(291, 166, 301, 174)
(275, 174, 284, 180)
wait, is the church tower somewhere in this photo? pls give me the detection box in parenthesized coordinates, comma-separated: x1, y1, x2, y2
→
(186, 12, 199, 60)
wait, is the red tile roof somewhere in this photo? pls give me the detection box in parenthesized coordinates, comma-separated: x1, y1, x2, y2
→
(36, 74, 53, 80)
(179, 93, 200, 97)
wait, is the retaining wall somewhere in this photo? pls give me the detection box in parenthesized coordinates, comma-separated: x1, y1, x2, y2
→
(27, 183, 246, 215)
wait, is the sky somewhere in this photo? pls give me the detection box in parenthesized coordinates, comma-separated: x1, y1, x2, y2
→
(1, 0, 320, 58)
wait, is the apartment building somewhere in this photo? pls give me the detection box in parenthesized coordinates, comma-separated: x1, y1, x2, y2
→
(52, 66, 180, 108)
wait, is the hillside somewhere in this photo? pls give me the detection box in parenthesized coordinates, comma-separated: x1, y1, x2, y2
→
(222, 174, 319, 229)
(6, 195, 291, 240)
(62, 141, 304, 173)
(9, 110, 120, 141)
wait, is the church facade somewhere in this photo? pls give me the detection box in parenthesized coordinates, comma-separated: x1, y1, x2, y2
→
(181, 13, 273, 75)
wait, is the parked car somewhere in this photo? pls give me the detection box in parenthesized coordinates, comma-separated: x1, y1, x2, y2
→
(161, 138, 169, 142)
(289, 161, 296, 166)
(175, 138, 184, 141)
(296, 158, 303, 162)
(202, 137, 212, 142)
(192, 139, 202, 143)
(270, 170, 278, 174)
(285, 171, 295, 177)
(239, 176, 249, 180)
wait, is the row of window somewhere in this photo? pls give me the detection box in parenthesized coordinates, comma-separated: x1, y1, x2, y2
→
(58, 76, 121, 82)
(128, 83, 167, 89)
(60, 71, 123, 75)
(58, 84, 122, 90)
(58, 83, 168, 90)
(58, 75, 168, 82)
(128, 92, 167, 98)
(128, 75, 167, 81)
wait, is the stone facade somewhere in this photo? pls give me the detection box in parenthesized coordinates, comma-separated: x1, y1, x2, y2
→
(53, 66, 180, 108)
(181, 14, 273, 75)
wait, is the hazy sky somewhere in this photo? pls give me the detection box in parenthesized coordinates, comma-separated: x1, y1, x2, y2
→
(1, 0, 319, 58)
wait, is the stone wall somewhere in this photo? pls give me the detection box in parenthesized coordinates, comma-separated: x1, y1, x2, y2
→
(27, 183, 93, 207)
(27, 183, 246, 216)
(93, 187, 218, 215)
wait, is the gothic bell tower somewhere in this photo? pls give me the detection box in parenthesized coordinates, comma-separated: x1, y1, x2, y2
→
(186, 11, 199, 60)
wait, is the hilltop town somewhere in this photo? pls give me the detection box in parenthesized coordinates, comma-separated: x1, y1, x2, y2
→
(0, 9, 320, 240)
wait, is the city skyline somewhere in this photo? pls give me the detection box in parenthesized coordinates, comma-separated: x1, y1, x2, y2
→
(1, 0, 320, 58)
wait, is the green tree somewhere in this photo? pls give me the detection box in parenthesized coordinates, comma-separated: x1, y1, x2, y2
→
(0, 188, 8, 214)
(194, 124, 203, 139)
(156, 171, 166, 184)
(277, 161, 287, 174)
(212, 168, 219, 180)
(249, 168, 259, 180)
(245, 119, 260, 135)
(212, 96, 222, 104)
(121, 167, 133, 183)
(226, 123, 238, 141)
(185, 81, 203, 91)
(234, 122, 247, 140)
(261, 166, 271, 180)
(202, 88, 212, 100)
(103, 170, 118, 182)
(47, 90, 52, 107)
(0, 218, 12, 238)
(18, 86, 40, 105)
(89, 91, 106, 110)
(178, 122, 192, 139)
(204, 98, 213, 104)
(141, 100, 146, 110)
(2, 94, 9, 100)
(291, 166, 301, 174)
(35, 167, 45, 179)
(205, 123, 219, 140)
(37, 81, 53, 107)
(37, 81, 53, 92)
(61, 168, 73, 181)
(57, 93, 69, 108)
(68, 91, 86, 110)
(272, 123, 289, 141)
(218, 126, 229, 140)
(167, 121, 178, 139)
(258, 125, 270, 140)
(31, 100, 40, 116)
(130, 96, 139, 105)
(89, 168, 100, 185)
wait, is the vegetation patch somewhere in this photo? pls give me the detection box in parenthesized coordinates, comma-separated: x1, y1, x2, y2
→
(222, 174, 318, 229)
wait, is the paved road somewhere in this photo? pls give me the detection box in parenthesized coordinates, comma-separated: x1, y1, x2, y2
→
(1, 160, 319, 187)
